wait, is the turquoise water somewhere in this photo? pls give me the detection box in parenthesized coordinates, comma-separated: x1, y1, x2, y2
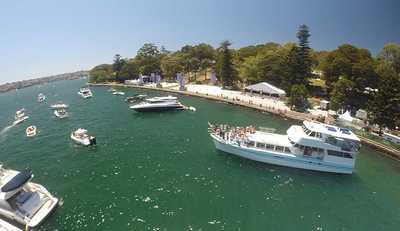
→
(0, 79, 400, 230)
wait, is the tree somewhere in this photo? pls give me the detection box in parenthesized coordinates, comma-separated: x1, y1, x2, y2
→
(135, 43, 161, 75)
(160, 54, 184, 80)
(378, 43, 400, 74)
(329, 77, 355, 111)
(113, 54, 126, 83)
(89, 64, 113, 83)
(120, 60, 139, 81)
(288, 84, 309, 111)
(296, 24, 312, 86)
(179, 43, 215, 82)
(216, 40, 237, 88)
(367, 63, 400, 131)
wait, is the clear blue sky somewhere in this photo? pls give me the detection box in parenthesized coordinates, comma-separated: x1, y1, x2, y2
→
(0, 0, 399, 83)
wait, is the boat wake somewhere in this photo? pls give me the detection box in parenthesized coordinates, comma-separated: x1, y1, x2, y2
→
(0, 124, 15, 136)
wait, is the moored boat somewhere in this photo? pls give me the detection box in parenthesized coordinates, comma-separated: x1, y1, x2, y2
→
(78, 87, 93, 98)
(112, 91, 125, 96)
(25, 126, 37, 137)
(37, 93, 46, 103)
(0, 165, 58, 228)
(13, 109, 29, 125)
(208, 120, 361, 174)
(145, 95, 177, 103)
(0, 219, 22, 231)
(50, 103, 68, 109)
(125, 95, 147, 103)
(70, 128, 96, 146)
(54, 109, 69, 119)
(130, 101, 184, 112)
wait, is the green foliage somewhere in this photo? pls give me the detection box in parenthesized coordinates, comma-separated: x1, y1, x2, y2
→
(160, 54, 184, 80)
(179, 43, 216, 81)
(378, 43, 400, 74)
(216, 40, 237, 88)
(330, 77, 355, 111)
(367, 63, 400, 130)
(113, 54, 127, 83)
(135, 43, 161, 75)
(288, 84, 309, 111)
(120, 60, 139, 81)
(296, 24, 312, 83)
(89, 64, 113, 83)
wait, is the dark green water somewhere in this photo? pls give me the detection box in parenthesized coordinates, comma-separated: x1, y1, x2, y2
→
(1, 79, 400, 231)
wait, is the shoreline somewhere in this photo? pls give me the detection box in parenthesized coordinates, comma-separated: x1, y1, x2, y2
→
(89, 82, 400, 160)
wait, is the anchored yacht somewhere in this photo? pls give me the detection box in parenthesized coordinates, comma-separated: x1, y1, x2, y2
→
(209, 121, 361, 174)
(54, 109, 69, 119)
(50, 103, 68, 110)
(37, 93, 46, 103)
(0, 165, 58, 228)
(13, 109, 29, 125)
(71, 128, 96, 146)
(78, 87, 93, 98)
(145, 96, 177, 103)
(130, 101, 184, 112)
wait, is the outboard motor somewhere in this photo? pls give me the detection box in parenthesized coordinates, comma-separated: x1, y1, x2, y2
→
(89, 136, 96, 145)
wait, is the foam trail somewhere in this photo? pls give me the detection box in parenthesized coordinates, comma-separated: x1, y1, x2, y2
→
(0, 123, 15, 136)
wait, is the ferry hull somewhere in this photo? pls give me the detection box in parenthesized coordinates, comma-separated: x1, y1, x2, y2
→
(211, 134, 353, 174)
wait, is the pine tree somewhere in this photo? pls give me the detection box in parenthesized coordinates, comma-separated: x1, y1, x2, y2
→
(296, 24, 312, 86)
(216, 40, 236, 88)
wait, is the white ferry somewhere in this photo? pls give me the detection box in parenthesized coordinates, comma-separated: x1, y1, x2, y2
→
(209, 121, 361, 174)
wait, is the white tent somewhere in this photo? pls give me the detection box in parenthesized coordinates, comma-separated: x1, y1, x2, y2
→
(245, 82, 286, 97)
(338, 111, 354, 122)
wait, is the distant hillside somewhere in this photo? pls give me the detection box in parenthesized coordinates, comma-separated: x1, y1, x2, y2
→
(0, 71, 89, 93)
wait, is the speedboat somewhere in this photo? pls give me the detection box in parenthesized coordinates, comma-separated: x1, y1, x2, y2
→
(0, 165, 58, 228)
(130, 101, 184, 112)
(37, 93, 46, 103)
(13, 109, 29, 125)
(78, 87, 93, 98)
(208, 121, 361, 174)
(50, 103, 68, 109)
(0, 219, 22, 231)
(26, 126, 37, 137)
(70, 128, 96, 146)
(125, 95, 147, 103)
(112, 91, 125, 96)
(145, 96, 177, 103)
(54, 109, 69, 119)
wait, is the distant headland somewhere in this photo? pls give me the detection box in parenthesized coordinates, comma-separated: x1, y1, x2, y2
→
(0, 71, 89, 93)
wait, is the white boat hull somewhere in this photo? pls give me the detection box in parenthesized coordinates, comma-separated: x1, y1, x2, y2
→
(211, 134, 353, 174)
(12, 116, 29, 125)
(54, 110, 68, 119)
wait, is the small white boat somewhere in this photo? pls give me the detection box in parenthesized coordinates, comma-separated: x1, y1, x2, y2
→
(54, 109, 69, 119)
(71, 128, 96, 146)
(78, 87, 93, 98)
(13, 109, 29, 125)
(50, 103, 68, 109)
(37, 93, 46, 103)
(112, 91, 125, 96)
(0, 219, 22, 231)
(26, 126, 37, 137)
(145, 96, 177, 103)
(0, 165, 58, 228)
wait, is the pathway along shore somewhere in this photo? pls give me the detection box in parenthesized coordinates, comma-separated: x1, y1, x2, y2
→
(89, 82, 400, 160)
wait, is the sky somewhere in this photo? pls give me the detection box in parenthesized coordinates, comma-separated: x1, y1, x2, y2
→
(0, 0, 399, 84)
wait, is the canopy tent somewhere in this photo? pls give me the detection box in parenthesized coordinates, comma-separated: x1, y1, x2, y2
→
(245, 82, 286, 97)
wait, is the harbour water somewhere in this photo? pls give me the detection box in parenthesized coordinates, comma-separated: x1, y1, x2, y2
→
(0, 79, 400, 230)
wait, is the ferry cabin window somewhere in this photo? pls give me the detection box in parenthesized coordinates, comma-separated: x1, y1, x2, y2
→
(275, 146, 284, 152)
(256, 143, 266, 149)
(245, 141, 255, 147)
(266, 144, 274, 150)
(327, 150, 353, 159)
(284, 147, 291, 153)
(310, 132, 316, 137)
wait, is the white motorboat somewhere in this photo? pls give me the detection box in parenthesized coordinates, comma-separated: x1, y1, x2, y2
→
(145, 96, 177, 103)
(0, 219, 22, 231)
(50, 103, 68, 109)
(70, 128, 96, 146)
(125, 95, 147, 103)
(13, 109, 29, 125)
(37, 93, 46, 103)
(26, 126, 37, 137)
(0, 165, 58, 228)
(209, 121, 361, 174)
(112, 91, 125, 96)
(130, 101, 184, 112)
(78, 87, 93, 98)
(54, 109, 69, 119)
